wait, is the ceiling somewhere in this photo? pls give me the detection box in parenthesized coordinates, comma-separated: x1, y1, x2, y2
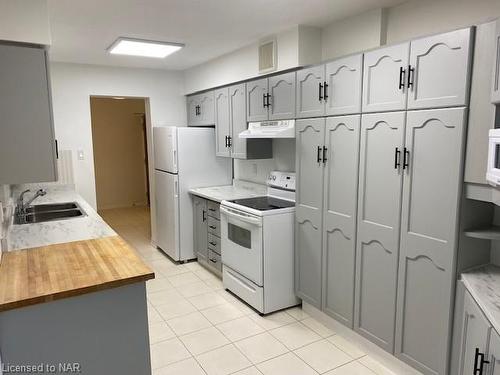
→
(47, 0, 407, 71)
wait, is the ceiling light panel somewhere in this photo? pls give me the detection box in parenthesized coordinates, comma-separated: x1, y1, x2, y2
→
(107, 38, 184, 58)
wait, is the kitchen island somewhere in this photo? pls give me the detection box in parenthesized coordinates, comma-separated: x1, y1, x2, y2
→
(0, 185, 154, 375)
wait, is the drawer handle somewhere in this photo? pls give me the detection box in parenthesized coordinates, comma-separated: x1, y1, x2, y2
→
(209, 208, 216, 212)
(209, 258, 218, 263)
(209, 241, 217, 246)
(209, 225, 217, 229)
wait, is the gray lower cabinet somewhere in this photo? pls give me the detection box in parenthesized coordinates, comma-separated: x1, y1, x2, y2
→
(490, 330, 500, 375)
(193, 196, 208, 262)
(322, 115, 361, 327)
(354, 111, 405, 353)
(215, 83, 272, 159)
(187, 91, 215, 126)
(492, 19, 500, 104)
(458, 291, 492, 375)
(0, 42, 57, 184)
(193, 196, 222, 276)
(395, 108, 466, 375)
(296, 66, 325, 119)
(295, 118, 326, 308)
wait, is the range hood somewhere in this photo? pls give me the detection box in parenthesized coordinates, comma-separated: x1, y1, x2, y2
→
(239, 120, 295, 139)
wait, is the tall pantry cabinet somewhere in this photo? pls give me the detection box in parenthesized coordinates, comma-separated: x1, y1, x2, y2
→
(295, 26, 473, 375)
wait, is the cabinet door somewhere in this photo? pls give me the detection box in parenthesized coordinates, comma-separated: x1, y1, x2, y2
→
(229, 83, 248, 159)
(395, 108, 466, 375)
(214, 88, 231, 157)
(193, 197, 208, 262)
(246, 78, 268, 122)
(187, 95, 200, 126)
(268, 72, 296, 120)
(362, 43, 410, 113)
(459, 292, 492, 375)
(322, 115, 361, 328)
(408, 28, 473, 110)
(296, 66, 325, 119)
(492, 19, 500, 104)
(355, 111, 406, 353)
(295, 118, 325, 308)
(0, 44, 57, 184)
(199, 91, 215, 125)
(489, 330, 500, 375)
(325, 54, 363, 116)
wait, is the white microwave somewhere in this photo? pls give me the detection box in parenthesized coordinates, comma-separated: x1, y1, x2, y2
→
(487, 129, 500, 186)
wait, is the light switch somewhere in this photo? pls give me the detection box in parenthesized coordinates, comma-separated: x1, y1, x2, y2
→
(77, 149, 84, 160)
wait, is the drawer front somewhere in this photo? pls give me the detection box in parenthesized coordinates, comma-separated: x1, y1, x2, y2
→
(208, 233, 221, 254)
(208, 216, 220, 235)
(207, 201, 220, 219)
(207, 250, 222, 273)
(223, 266, 263, 312)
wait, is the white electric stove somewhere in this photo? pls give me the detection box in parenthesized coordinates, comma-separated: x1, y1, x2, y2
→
(220, 171, 299, 314)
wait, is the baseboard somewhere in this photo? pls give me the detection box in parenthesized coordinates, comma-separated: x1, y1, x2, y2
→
(302, 303, 423, 375)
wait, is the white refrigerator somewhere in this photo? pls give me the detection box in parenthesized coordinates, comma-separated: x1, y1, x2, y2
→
(153, 126, 232, 261)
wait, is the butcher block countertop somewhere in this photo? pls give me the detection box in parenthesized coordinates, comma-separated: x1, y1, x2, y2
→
(0, 235, 154, 312)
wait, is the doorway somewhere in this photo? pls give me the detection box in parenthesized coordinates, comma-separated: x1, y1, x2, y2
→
(90, 96, 150, 210)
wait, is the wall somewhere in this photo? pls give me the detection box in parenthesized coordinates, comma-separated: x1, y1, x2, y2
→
(90, 98, 148, 210)
(183, 25, 321, 94)
(385, 0, 500, 44)
(0, 0, 51, 45)
(50, 62, 186, 211)
(321, 8, 386, 61)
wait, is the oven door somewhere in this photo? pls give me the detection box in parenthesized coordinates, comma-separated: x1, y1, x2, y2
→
(220, 205, 264, 286)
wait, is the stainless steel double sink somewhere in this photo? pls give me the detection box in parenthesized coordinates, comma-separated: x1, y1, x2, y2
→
(14, 202, 86, 225)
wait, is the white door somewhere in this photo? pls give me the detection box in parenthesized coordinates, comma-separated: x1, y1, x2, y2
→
(199, 91, 215, 125)
(214, 88, 231, 157)
(395, 108, 466, 375)
(355, 111, 406, 352)
(362, 43, 410, 113)
(246, 79, 268, 122)
(154, 170, 180, 260)
(325, 54, 363, 116)
(296, 66, 325, 118)
(407, 28, 473, 109)
(268, 72, 296, 120)
(153, 126, 177, 173)
(229, 83, 247, 159)
(187, 95, 200, 126)
(220, 206, 263, 286)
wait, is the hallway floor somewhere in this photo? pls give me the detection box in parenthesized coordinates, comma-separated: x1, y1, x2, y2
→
(99, 206, 397, 375)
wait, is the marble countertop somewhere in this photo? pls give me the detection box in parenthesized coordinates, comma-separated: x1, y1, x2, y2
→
(189, 180, 267, 203)
(461, 264, 500, 334)
(7, 185, 116, 251)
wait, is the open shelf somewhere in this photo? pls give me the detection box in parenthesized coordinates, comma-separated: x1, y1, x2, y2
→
(464, 225, 500, 241)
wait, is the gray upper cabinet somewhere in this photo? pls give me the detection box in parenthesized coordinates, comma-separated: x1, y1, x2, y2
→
(395, 108, 466, 375)
(187, 91, 215, 126)
(246, 78, 268, 122)
(322, 115, 360, 327)
(296, 66, 325, 119)
(407, 28, 473, 110)
(193, 196, 208, 262)
(229, 83, 249, 159)
(295, 118, 325, 308)
(355, 111, 406, 352)
(362, 43, 410, 113)
(214, 88, 231, 157)
(0, 42, 57, 184)
(492, 19, 500, 104)
(490, 330, 500, 375)
(458, 291, 492, 375)
(325, 54, 363, 116)
(268, 72, 296, 120)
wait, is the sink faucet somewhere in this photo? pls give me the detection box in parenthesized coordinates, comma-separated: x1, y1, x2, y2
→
(16, 189, 47, 214)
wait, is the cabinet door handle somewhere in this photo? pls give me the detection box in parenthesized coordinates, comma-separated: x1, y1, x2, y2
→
(323, 82, 328, 101)
(224, 136, 228, 148)
(474, 348, 490, 375)
(322, 146, 328, 164)
(266, 93, 272, 107)
(228, 136, 232, 148)
(394, 147, 401, 169)
(202, 210, 207, 222)
(318, 82, 323, 101)
(403, 147, 410, 170)
(263, 93, 267, 108)
(55, 139, 59, 159)
(407, 65, 415, 90)
(399, 67, 406, 90)
(317, 146, 322, 163)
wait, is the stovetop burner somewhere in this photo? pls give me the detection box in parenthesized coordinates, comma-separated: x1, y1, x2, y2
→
(229, 196, 295, 211)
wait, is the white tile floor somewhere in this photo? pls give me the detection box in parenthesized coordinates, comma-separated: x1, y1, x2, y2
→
(100, 207, 397, 375)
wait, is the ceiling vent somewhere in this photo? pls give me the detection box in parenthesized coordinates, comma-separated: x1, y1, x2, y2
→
(259, 37, 277, 74)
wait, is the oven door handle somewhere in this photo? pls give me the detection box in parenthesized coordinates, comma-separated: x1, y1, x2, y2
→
(220, 206, 262, 227)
